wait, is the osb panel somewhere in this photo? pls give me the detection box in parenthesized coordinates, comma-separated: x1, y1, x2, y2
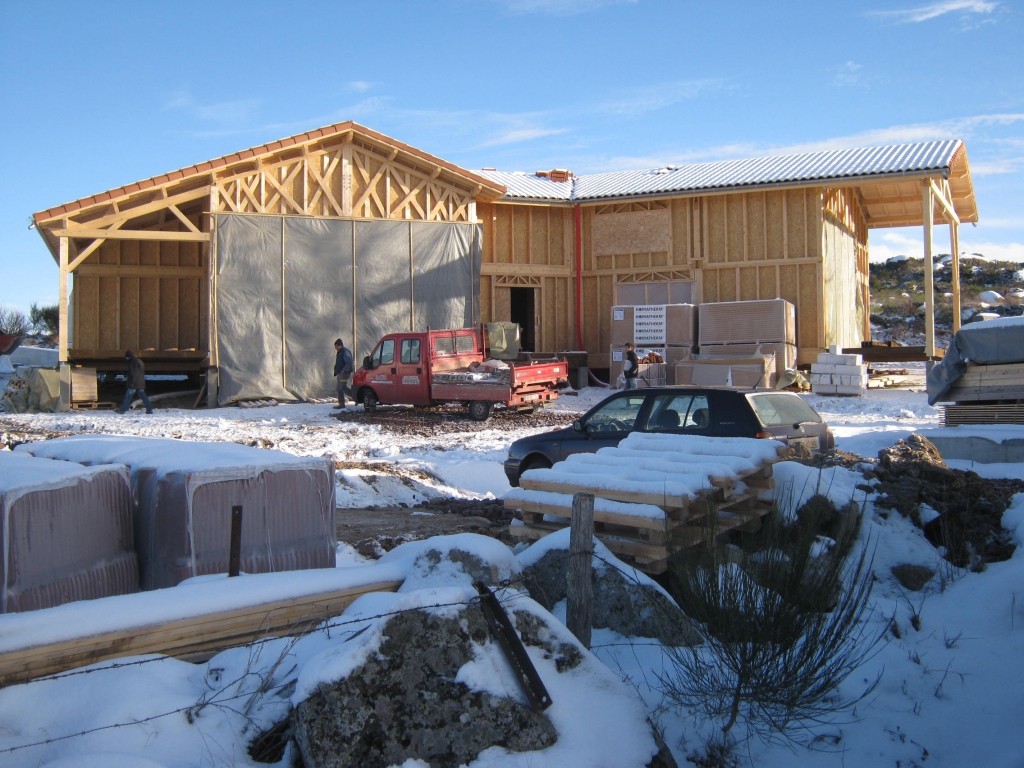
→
(480, 275, 493, 321)
(671, 198, 690, 264)
(582, 208, 595, 271)
(766, 192, 786, 260)
(179, 279, 200, 350)
(786, 189, 807, 258)
(759, 266, 777, 300)
(634, 253, 651, 268)
(494, 206, 511, 263)
(798, 263, 821, 349)
(549, 209, 567, 267)
(614, 254, 631, 269)
(179, 241, 200, 268)
(531, 209, 549, 265)
(99, 239, 119, 265)
(599, 274, 614, 349)
(159, 280, 179, 350)
(480, 204, 495, 264)
(140, 241, 160, 267)
(119, 278, 139, 350)
(98, 277, 119, 350)
(120, 240, 139, 266)
(739, 267, 758, 300)
(706, 196, 726, 263)
(513, 208, 529, 264)
(703, 269, 719, 303)
(652, 251, 668, 267)
(74, 276, 99, 350)
(805, 189, 823, 259)
(493, 286, 511, 322)
(160, 240, 178, 267)
(779, 265, 800, 315)
(716, 268, 737, 302)
(139, 278, 159, 349)
(597, 255, 614, 271)
(542, 277, 556, 350)
(591, 209, 670, 257)
(746, 192, 766, 261)
(726, 195, 745, 263)
(555, 277, 572, 350)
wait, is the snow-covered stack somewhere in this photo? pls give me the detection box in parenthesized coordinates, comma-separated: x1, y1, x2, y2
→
(810, 345, 868, 395)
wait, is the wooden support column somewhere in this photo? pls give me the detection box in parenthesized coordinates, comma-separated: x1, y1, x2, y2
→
(566, 491, 595, 650)
(922, 181, 936, 359)
(950, 221, 962, 334)
(58, 236, 69, 363)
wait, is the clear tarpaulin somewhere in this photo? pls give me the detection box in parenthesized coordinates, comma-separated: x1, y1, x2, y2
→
(215, 214, 480, 404)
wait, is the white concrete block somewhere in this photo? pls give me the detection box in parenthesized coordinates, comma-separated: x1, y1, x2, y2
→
(811, 363, 835, 374)
(835, 384, 866, 395)
(833, 364, 865, 375)
(814, 383, 838, 394)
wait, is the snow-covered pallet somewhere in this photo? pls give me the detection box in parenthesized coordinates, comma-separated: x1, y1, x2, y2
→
(306, 396, 339, 405)
(237, 398, 279, 408)
(506, 434, 783, 574)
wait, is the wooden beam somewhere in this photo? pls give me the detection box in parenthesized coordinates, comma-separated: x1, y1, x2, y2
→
(922, 181, 936, 359)
(58, 236, 69, 363)
(60, 186, 211, 231)
(951, 220, 962, 334)
(929, 179, 960, 225)
(52, 228, 210, 242)
(75, 264, 205, 278)
(168, 204, 202, 234)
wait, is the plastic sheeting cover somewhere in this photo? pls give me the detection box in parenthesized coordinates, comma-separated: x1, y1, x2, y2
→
(412, 222, 478, 332)
(285, 217, 354, 400)
(216, 215, 292, 403)
(927, 316, 1024, 404)
(356, 220, 412, 357)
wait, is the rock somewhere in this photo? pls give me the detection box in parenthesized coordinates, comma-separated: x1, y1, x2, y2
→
(293, 605, 558, 768)
(521, 546, 701, 647)
(891, 564, 936, 592)
(378, 533, 522, 591)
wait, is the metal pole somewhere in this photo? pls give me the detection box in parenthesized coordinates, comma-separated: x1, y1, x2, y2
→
(228, 505, 243, 577)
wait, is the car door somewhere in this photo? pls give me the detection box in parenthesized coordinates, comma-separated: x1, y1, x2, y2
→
(396, 337, 430, 404)
(639, 391, 714, 435)
(560, 392, 650, 459)
(366, 338, 399, 403)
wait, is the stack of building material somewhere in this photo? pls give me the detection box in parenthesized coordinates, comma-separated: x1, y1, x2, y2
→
(674, 357, 773, 388)
(610, 304, 697, 386)
(0, 452, 138, 613)
(505, 433, 783, 574)
(16, 436, 336, 590)
(810, 345, 867, 395)
(698, 299, 797, 385)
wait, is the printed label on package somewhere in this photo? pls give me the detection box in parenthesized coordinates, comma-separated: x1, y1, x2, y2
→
(634, 305, 667, 345)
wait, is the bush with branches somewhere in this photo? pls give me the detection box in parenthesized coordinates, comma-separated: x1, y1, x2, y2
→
(661, 500, 882, 741)
(0, 304, 28, 336)
(29, 303, 59, 340)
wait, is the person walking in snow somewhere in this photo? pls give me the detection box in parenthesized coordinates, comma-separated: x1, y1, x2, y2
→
(622, 342, 639, 390)
(119, 350, 154, 414)
(334, 338, 354, 408)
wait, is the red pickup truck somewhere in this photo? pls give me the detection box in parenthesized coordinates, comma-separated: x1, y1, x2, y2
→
(352, 327, 566, 420)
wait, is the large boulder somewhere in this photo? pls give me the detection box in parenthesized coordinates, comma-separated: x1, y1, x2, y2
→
(377, 532, 522, 591)
(517, 530, 701, 647)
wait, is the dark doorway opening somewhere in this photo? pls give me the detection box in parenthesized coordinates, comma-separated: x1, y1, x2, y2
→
(509, 287, 536, 352)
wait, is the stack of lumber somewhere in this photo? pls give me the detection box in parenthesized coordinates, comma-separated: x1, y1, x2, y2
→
(610, 304, 697, 386)
(941, 403, 1024, 426)
(697, 299, 797, 386)
(942, 362, 1024, 402)
(505, 433, 783, 574)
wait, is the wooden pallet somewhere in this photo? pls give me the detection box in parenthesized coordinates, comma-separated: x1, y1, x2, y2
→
(70, 401, 116, 410)
(507, 456, 778, 575)
(0, 579, 403, 688)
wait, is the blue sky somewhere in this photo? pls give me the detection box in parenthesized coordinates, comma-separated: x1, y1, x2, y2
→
(1, 0, 1021, 314)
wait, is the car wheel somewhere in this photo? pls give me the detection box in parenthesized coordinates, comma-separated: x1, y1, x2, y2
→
(363, 389, 379, 412)
(521, 456, 552, 474)
(467, 400, 492, 421)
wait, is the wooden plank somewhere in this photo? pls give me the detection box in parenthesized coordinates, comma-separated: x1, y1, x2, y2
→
(0, 580, 403, 687)
(53, 228, 210, 242)
(923, 181, 936, 358)
(75, 265, 205, 278)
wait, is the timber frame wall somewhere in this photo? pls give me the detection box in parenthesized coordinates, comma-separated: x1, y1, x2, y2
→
(34, 123, 499, 371)
(480, 187, 871, 369)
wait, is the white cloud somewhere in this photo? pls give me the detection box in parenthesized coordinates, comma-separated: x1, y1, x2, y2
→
(866, 229, 1024, 264)
(347, 81, 375, 93)
(832, 61, 865, 87)
(957, 239, 1024, 262)
(870, 1, 998, 24)
(163, 90, 262, 127)
(497, 0, 636, 15)
(595, 79, 728, 117)
(970, 157, 1024, 175)
(476, 126, 568, 148)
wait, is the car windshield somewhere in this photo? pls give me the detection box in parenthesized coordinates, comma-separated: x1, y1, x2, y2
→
(643, 393, 710, 431)
(747, 393, 822, 427)
(584, 394, 647, 433)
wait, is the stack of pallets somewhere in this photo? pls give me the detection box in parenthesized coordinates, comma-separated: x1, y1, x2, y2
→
(505, 434, 783, 574)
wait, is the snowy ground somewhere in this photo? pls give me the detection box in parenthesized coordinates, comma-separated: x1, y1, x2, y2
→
(3, 385, 1024, 766)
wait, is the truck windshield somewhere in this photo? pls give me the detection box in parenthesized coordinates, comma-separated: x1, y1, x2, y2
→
(747, 393, 821, 427)
(372, 339, 395, 367)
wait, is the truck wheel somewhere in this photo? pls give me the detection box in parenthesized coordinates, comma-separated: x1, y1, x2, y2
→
(467, 400, 492, 421)
(363, 390, 379, 413)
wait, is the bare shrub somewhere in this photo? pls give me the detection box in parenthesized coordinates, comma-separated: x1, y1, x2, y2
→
(0, 305, 28, 336)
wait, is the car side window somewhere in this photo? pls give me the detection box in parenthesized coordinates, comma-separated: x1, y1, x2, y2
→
(400, 339, 420, 365)
(643, 393, 711, 431)
(584, 395, 647, 433)
(372, 339, 395, 367)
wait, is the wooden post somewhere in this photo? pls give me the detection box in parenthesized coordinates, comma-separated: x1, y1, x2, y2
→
(566, 491, 595, 649)
(922, 182, 936, 359)
(58, 235, 69, 363)
(228, 505, 243, 577)
(950, 221, 962, 334)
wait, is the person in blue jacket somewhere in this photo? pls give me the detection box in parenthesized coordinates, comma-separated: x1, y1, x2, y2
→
(119, 350, 154, 414)
(334, 338, 354, 408)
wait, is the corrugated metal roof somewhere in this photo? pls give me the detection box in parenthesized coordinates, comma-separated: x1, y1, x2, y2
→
(484, 140, 963, 202)
(475, 170, 573, 200)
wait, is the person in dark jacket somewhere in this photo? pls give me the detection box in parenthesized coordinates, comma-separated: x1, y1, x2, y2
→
(622, 342, 640, 391)
(120, 350, 154, 414)
(333, 338, 354, 408)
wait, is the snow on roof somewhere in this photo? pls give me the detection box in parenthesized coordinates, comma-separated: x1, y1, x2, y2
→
(481, 140, 963, 202)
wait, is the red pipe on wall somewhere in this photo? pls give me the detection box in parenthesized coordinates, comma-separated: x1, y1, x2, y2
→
(574, 203, 583, 351)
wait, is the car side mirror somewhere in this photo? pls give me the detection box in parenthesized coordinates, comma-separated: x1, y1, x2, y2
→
(572, 419, 584, 433)
(363, 355, 374, 370)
